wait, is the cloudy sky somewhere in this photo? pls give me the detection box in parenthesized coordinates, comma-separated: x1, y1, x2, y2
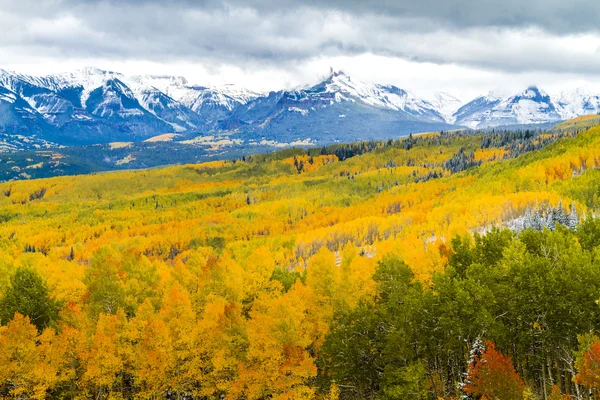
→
(2, 0, 600, 99)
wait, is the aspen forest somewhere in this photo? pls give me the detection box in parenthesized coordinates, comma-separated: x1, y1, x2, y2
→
(4, 121, 600, 400)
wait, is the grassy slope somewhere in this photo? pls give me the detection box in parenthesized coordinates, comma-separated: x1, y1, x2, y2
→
(552, 114, 600, 132)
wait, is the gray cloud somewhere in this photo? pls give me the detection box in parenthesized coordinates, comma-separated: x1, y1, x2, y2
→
(52, 0, 600, 34)
(220, 0, 600, 34)
(1, 0, 600, 76)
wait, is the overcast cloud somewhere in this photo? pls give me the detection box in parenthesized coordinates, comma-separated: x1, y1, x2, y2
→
(1, 0, 600, 98)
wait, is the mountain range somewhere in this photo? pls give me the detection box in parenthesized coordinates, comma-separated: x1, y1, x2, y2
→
(1, 67, 600, 152)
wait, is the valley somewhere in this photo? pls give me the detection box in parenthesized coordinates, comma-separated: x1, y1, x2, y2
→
(2, 67, 600, 182)
(5, 1, 600, 398)
(2, 116, 600, 398)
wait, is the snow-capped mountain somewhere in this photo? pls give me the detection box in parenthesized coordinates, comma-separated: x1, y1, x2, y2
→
(235, 71, 450, 124)
(454, 87, 563, 129)
(50, 68, 205, 133)
(0, 83, 57, 137)
(304, 71, 445, 119)
(221, 71, 456, 144)
(3, 66, 600, 151)
(0, 67, 258, 144)
(0, 68, 168, 143)
(125, 74, 261, 124)
(0, 68, 458, 147)
(556, 87, 600, 120)
(429, 92, 465, 123)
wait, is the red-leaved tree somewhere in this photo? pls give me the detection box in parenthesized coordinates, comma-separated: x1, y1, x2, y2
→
(575, 334, 600, 391)
(462, 340, 525, 400)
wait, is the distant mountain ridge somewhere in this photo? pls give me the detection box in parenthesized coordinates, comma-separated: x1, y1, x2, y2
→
(220, 71, 456, 145)
(1, 67, 600, 150)
(458, 87, 562, 129)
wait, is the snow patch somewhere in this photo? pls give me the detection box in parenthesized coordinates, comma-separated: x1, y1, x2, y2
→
(288, 107, 309, 116)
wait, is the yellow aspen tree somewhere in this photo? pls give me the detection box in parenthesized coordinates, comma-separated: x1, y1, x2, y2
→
(159, 283, 196, 397)
(131, 301, 173, 399)
(83, 310, 129, 399)
(51, 302, 93, 397)
(0, 313, 40, 398)
(190, 295, 246, 399)
(244, 246, 277, 301)
(235, 283, 316, 400)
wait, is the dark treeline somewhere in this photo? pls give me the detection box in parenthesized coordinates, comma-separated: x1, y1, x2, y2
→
(318, 217, 600, 399)
(443, 147, 482, 174)
(231, 126, 587, 181)
(311, 128, 579, 180)
(481, 129, 577, 159)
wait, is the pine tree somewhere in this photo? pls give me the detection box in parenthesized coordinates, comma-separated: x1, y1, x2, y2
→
(545, 207, 555, 231)
(0, 267, 61, 332)
(460, 337, 486, 398)
(532, 209, 544, 231)
(568, 204, 579, 229)
(523, 207, 533, 230)
(555, 201, 569, 227)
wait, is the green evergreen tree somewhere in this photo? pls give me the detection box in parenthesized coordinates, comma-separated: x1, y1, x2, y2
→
(0, 267, 61, 332)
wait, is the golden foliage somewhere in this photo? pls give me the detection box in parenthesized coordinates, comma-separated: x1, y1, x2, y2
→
(1, 126, 600, 397)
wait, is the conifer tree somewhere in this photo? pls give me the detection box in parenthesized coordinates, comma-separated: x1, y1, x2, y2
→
(0, 267, 61, 332)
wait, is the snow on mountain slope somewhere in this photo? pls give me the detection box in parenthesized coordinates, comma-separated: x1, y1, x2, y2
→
(220, 71, 457, 145)
(119, 76, 204, 131)
(48, 67, 122, 106)
(556, 87, 600, 119)
(122, 74, 262, 125)
(127, 75, 260, 112)
(0, 68, 176, 143)
(28, 68, 204, 130)
(183, 84, 260, 111)
(85, 79, 145, 119)
(0, 69, 81, 126)
(4, 66, 600, 148)
(0, 68, 210, 140)
(429, 92, 465, 123)
(227, 70, 447, 126)
(0, 67, 271, 144)
(0, 86, 17, 104)
(51, 68, 194, 124)
(0, 67, 136, 123)
(454, 87, 563, 129)
(296, 71, 445, 120)
(0, 84, 59, 139)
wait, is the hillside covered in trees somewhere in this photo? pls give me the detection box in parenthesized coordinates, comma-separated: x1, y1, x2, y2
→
(2, 120, 600, 399)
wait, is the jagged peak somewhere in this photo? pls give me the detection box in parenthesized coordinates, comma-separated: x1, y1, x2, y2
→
(306, 69, 352, 90)
(478, 86, 550, 103)
(558, 85, 596, 98)
(518, 85, 547, 98)
(128, 74, 189, 88)
(291, 70, 442, 117)
(326, 67, 349, 79)
(484, 88, 511, 101)
(46, 67, 121, 91)
(0, 68, 36, 83)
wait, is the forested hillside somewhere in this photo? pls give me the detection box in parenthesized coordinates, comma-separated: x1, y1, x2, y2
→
(2, 120, 600, 399)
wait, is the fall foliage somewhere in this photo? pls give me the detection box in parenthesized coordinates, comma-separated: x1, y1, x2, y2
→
(1, 123, 600, 398)
(462, 341, 524, 400)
